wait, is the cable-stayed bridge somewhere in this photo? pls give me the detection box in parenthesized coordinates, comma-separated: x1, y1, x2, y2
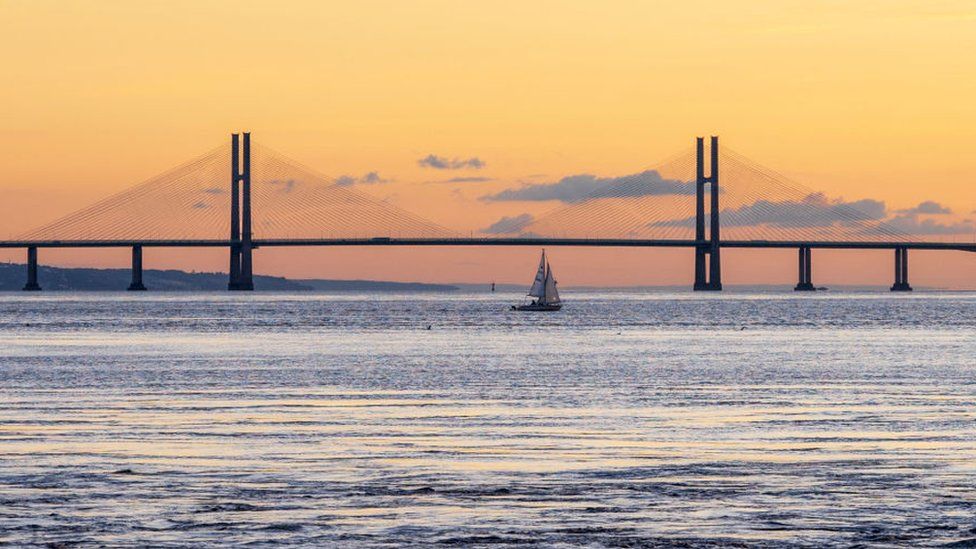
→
(5, 133, 974, 292)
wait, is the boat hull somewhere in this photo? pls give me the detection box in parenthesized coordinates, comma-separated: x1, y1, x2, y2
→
(511, 303, 562, 311)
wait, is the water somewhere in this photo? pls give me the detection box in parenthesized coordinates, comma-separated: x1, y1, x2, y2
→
(1, 291, 975, 547)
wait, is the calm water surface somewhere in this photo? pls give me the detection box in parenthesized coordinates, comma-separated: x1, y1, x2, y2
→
(1, 291, 975, 547)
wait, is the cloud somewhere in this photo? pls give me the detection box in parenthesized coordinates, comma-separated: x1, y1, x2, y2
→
(336, 172, 391, 186)
(418, 154, 485, 170)
(192, 202, 209, 209)
(444, 176, 493, 183)
(480, 213, 535, 234)
(648, 193, 975, 236)
(482, 170, 694, 203)
(267, 179, 298, 193)
(898, 200, 951, 215)
(202, 187, 225, 195)
(651, 193, 887, 228)
(884, 213, 974, 235)
(360, 171, 388, 184)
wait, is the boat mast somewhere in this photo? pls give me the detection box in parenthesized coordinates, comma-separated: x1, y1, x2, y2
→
(539, 248, 549, 305)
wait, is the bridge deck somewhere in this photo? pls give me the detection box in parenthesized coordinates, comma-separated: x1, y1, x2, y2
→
(0, 238, 973, 252)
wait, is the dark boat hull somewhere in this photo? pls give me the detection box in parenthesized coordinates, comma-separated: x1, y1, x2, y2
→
(511, 303, 562, 311)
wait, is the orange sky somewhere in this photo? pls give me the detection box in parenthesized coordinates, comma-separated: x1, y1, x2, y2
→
(1, 1, 975, 287)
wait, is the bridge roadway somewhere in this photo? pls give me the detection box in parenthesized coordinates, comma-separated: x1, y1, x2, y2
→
(0, 237, 974, 252)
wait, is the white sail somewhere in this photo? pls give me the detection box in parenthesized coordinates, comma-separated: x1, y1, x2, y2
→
(543, 261, 560, 304)
(527, 251, 546, 298)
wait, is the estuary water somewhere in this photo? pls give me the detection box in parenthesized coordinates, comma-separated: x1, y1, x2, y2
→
(0, 290, 975, 547)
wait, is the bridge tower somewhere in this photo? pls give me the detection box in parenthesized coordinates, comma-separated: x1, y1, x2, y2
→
(694, 136, 722, 291)
(228, 132, 254, 291)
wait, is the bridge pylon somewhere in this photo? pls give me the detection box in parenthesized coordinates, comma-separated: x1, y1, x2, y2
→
(694, 136, 722, 291)
(228, 132, 254, 291)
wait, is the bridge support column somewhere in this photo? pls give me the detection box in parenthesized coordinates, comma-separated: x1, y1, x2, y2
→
(238, 244, 254, 290)
(228, 132, 254, 291)
(891, 247, 912, 292)
(795, 246, 814, 291)
(693, 136, 722, 291)
(228, 249, 241, 290)
(694, 247, 710, 290)
(127, 245, 147, 291)
(23, 246, 41, 291)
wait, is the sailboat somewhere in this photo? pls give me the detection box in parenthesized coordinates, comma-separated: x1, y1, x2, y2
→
(512, 250, 562, 311)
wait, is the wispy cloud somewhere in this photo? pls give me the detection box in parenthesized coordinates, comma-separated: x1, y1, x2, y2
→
(651, 193, 886, 228)
(336, 171, 391, 186)
(418, 154, 485, 170)
(884, 213, 974, 235)
(267, 179, 298, 193)
(649, 193, 975, 236)
(443, 176, 493, 183)
(482, 170, 693, 203)
(898, 200, 951, 215)
(480, 213, 535, 234)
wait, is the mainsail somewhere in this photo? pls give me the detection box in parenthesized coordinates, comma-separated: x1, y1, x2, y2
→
(527, 251, 546, 298)
(543, 261, 560, 304)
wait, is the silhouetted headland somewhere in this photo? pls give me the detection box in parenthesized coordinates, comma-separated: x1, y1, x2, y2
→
(0, 263, 458, 292)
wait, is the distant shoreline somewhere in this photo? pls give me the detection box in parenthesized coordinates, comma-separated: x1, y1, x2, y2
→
(0, 263, 458, 292)
(0, 263, 966, 292)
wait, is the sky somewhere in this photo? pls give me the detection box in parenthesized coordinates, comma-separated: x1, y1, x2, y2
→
(1, 1, 975, 287)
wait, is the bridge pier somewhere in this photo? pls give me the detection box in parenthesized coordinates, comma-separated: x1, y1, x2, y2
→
(238, 244, 254, 290)
(693, 247, 721, 290)
(891, 247, 912, 292)
(127, 245, 147, 291)
(693, 246, 710, 290)
(794, 246, 814, 291)
(228, 244, 242, 290)
(23, 246, 41, 291)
